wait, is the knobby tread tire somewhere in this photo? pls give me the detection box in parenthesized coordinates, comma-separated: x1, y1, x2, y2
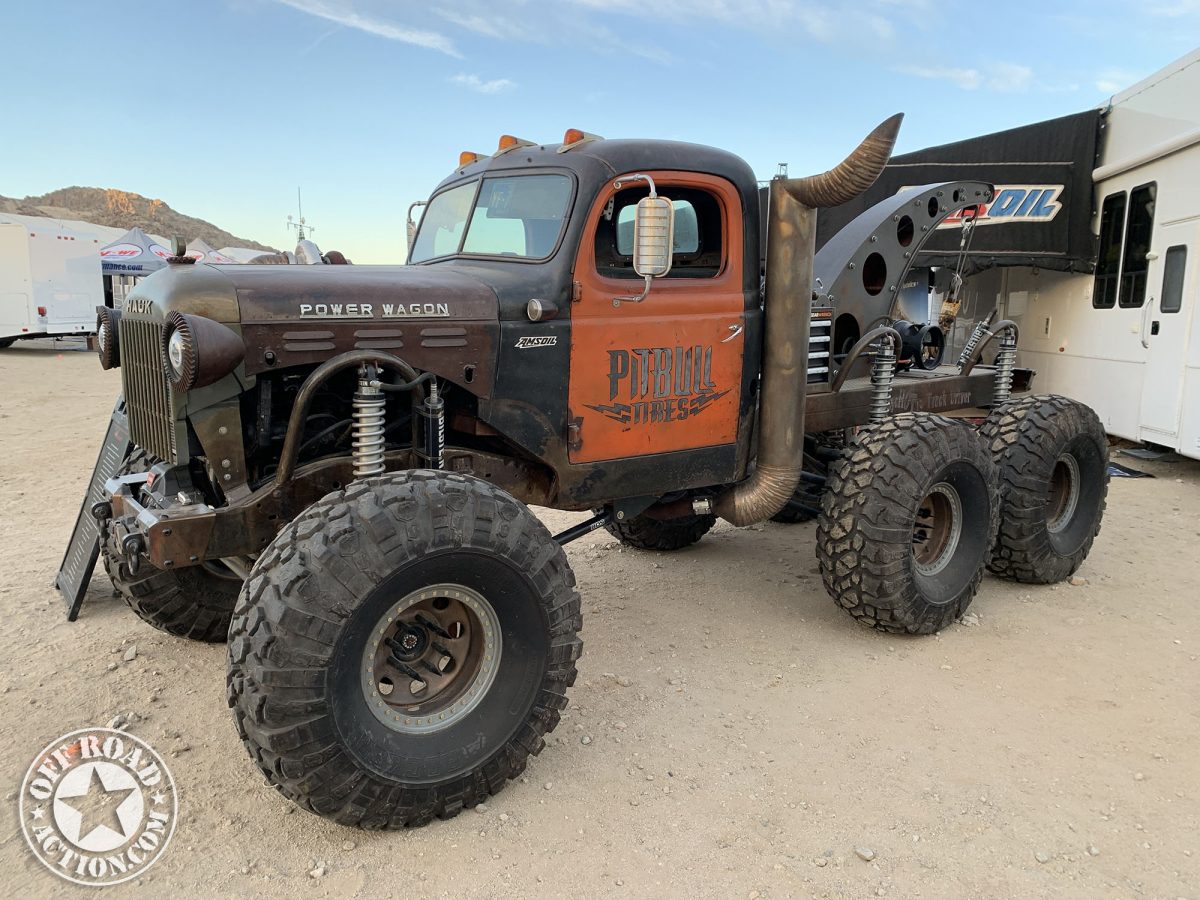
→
(816, 413, 999, 634)
(605, 511, 716, 551)
(980, 394, 1108, 583)
(103, 448, 241, 642)
(226, 470, 582, 829)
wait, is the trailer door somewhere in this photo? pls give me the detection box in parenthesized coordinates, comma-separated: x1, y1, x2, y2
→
(1138, 220, 1197, 443)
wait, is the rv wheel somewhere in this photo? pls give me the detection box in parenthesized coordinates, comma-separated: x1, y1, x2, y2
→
(103, 449, 241, 642)
(980, 394, 1108, 583)
(227, 471, 582, 828)
(817, 413, 999, 634)
(0, 338, 16, 349)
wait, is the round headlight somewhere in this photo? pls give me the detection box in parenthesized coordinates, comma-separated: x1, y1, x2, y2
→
(167, 330, 187, 376)
(96, 307, 121, 370)
(161, 311, 244, 391)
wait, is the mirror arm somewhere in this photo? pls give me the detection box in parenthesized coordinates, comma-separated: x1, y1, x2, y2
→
(613, 174, 657, 195)
(613, 275, 653, 308)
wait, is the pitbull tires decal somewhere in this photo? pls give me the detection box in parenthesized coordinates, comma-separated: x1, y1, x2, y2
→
(587, 345, 729, 425)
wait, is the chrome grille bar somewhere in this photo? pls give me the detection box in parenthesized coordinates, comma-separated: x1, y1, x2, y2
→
(119, 318, 177, 462)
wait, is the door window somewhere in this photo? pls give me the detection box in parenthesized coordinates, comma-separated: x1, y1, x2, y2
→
(1161, 244, 1187, 314)
(596, 187, 723, 279)
(1118, 182, 1157, 308)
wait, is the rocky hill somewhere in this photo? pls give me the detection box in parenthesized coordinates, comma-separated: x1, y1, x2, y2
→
(0, 187, 275, 251)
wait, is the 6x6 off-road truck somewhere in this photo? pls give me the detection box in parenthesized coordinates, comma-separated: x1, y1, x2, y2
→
(57, 115, 1108, 828)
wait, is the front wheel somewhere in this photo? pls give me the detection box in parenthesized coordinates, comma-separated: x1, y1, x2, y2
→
(817, 413, 999, 634)
(981, 394, 1108, 583)
(227, 471, 582, 828)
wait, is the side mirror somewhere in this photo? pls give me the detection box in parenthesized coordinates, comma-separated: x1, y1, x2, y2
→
(613, 174, 674, 306)
(632, 195, 674, 278)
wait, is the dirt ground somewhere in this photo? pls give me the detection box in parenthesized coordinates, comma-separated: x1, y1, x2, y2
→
(0, 340, 1197, 899)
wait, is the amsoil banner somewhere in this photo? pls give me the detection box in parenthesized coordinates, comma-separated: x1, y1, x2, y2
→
(815, 110, 1102, 274)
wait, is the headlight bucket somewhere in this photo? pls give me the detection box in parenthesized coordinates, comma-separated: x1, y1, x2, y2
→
(160, 311, 245, 391)
(96, 306, 121, 370)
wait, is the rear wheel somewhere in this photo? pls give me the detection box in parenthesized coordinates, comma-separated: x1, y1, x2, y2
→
(605, 510, 715, 551)
(227, 471, 582, 828)
(102, 449, 241, 642)
(0, 337, 16, 349)
(817, 413, 999, 634)
(981, 394, 1108, 583)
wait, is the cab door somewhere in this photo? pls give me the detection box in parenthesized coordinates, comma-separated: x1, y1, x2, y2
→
(567, 172, 746, 464)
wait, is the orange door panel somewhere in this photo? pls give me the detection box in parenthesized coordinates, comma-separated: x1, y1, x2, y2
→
(568, 172, 745, 464)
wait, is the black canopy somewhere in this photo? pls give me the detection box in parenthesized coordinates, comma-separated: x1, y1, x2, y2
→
(815, 109, 1103, 275)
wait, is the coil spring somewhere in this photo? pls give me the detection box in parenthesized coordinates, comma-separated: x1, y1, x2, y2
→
(351, 375, 386, 479)
(869, 340, 896, 425)
(992, 335, 1017, 407)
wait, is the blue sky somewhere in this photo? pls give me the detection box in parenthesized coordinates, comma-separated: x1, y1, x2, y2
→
(2, 1, 1197, 262)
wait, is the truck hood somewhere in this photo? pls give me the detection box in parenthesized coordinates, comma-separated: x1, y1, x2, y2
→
(220, 264, 499, 325)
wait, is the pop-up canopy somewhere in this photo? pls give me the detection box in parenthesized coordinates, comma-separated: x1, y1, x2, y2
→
(99, 226, 172, 276)
(185, 239, 238, 264)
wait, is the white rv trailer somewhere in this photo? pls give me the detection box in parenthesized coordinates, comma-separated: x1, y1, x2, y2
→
(0, 213, 108, 346)
(960, 50, 1200, 458)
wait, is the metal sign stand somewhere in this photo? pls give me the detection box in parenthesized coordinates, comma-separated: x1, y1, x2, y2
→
(54, 397, 131, 620)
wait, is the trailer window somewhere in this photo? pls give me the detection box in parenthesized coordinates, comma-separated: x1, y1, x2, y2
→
(1092, 191, 1125, 309)
(1161, 245, 1186, 314)
(1119, 183, 1156, 308)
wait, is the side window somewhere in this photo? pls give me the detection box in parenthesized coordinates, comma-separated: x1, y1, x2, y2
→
(596, 187, 723, 279)
(1093, 191, 1125, 309)
(1161, 245, 1187, 314)
(1119, 182, 1157, 308)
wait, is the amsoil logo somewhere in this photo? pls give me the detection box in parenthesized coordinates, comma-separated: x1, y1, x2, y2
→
(19, 727, 177, 887)
(587, 345, 729, 425)
(935, 184, 1064, 228)
(515, 335, 556, 349)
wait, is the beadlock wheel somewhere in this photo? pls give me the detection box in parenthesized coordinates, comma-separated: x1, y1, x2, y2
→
(362, 584, 502, 734)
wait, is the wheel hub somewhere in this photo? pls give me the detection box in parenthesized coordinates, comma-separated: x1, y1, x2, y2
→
(1046, 453, 1081, 534)
(361, 584, 501, 734)
(912, 482, 963, 577)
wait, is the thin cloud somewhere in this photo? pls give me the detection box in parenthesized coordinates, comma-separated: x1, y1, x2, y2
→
(274, 0, 460, 57)
(451, 73, 516, 94)
(896, 64, 983, 90)
(896, 62, 1035, 92)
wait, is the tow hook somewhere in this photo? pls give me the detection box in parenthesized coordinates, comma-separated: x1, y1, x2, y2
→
(122, 533, 145, 576)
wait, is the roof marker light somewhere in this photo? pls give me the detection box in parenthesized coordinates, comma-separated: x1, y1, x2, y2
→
(495, 134, 536, 156)
(459, 151, 486, 167)
(557, 129, 604, 153)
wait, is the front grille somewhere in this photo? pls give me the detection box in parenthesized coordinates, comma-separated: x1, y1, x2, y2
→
(119, 318, 178, 462)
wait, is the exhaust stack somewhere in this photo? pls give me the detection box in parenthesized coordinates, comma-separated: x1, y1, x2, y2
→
(715, 114, 903, 526)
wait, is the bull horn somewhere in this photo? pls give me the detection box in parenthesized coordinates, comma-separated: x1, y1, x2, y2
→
(785, 112, 903, 209)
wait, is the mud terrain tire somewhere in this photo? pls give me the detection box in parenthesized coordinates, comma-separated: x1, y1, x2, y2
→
(606, 511, 716, 550)
(980, 394, 1108, 583)
(227, 471, 582, 829)
(103, 449, 241, 642)
(817, 413, 999, 634)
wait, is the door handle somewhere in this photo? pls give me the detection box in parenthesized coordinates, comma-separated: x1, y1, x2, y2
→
(1140, 296, 1155, 349)
(721, 323, 743, 343)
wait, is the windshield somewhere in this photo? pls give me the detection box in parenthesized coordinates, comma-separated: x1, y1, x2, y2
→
(410, 174, 573, 263)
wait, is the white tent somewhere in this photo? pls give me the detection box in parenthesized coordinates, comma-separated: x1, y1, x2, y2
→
(185, 239, 238, 264)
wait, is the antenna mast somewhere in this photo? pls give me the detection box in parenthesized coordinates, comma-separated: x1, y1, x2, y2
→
(287, 187, 316, 241)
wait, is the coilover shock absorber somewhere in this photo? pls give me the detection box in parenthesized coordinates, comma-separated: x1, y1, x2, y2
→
(417, 379, 445, 469)
(869, 338, 896, 425)
(992, 330, 1017, 408)
(957, 310, 995, 369)
(351, 363, 387, 479)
